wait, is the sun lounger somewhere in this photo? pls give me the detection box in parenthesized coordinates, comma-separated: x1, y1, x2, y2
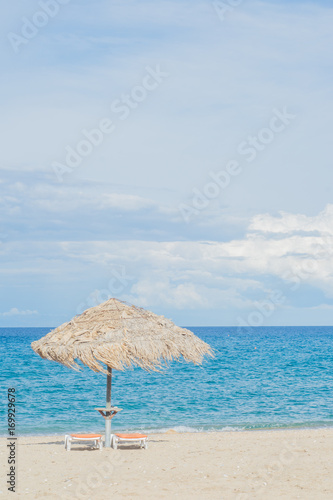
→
(111, 433, 148, 449)
(65, 433, 103, 451)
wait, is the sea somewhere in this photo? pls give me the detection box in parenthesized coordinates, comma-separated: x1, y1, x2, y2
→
(1, 326, 333, 436)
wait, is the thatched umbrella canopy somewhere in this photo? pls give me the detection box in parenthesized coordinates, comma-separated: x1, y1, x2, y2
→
(31, 298, 213, 447)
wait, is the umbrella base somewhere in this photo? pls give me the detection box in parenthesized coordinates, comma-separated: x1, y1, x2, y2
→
(95, 406, 123, 447)
(95, 406, 122, 420)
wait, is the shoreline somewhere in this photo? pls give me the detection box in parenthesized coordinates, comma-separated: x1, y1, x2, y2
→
(1, 421, 333, 438)
(1, 428, 333, 498)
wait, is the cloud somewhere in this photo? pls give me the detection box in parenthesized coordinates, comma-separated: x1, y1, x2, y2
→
(1, 203, 333, 325)
(0, 171, 248, 244)
(249, 204, 333, 235)
(0, 308, 38, 317)
(39, 203, 333, 309)
(124, 278, 258, 311)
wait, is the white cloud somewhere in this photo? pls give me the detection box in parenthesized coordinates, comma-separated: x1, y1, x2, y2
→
(39, 203, 333, 307)
(1, 203, 333, 325)
(127, 279, 207, 309)
(0, 308, 38, 317)
(249, 204, 333, 235)
(96, 193, 156, 211)
(124, 278, 257, 311)
(0, 176, 174, 217)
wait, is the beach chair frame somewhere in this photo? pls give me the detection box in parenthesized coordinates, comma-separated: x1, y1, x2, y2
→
(65, 434, 103, 451)
(111, 433, 148, 449)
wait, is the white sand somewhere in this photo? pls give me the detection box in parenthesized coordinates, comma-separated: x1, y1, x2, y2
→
(1, 429, 333, 499)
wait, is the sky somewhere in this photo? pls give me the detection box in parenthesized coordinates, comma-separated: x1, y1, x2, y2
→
(1, 0, 333, 327)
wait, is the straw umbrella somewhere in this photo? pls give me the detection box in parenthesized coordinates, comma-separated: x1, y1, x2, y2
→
(31, 298, 213, 447)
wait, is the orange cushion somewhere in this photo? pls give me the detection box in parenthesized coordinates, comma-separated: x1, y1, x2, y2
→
(115, 433, 147, 439)
(71, 434, 102, 438)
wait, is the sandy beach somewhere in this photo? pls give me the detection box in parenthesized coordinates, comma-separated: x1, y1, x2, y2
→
(1, 428, 333, 499)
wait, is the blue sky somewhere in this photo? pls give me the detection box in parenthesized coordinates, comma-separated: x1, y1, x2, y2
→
(1, 0, 333, 327)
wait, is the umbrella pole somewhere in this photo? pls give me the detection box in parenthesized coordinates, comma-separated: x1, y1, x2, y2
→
(105, 366, 112, 447)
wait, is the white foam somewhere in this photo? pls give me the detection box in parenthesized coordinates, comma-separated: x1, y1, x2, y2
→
(126, 425, 247, 434)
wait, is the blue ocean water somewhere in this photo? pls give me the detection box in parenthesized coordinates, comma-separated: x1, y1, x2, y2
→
(1, 326, 333, 436)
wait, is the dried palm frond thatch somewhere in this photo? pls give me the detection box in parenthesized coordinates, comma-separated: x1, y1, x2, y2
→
(31, 298, 214, 373)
